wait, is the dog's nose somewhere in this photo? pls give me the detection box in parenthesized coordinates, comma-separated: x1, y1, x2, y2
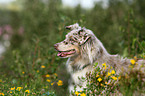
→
(65, 26, 71, 30)
(54, 44, 58, 48)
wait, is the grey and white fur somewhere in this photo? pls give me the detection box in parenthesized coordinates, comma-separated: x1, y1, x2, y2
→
(54, 23, 145, 94)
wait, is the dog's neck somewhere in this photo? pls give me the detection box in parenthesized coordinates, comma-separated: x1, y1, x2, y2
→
(66, 54, 92, 73)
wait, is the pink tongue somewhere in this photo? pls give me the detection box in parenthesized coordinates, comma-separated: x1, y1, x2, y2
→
(57, 53, 62, 56)
(57, 51, 75, 57)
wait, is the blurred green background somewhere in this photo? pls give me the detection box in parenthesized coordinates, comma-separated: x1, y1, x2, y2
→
(0, 0, 145, 95)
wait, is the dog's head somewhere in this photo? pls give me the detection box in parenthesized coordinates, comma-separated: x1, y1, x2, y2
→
(54, 23, 104, 63)
(54, 23, 93, 57)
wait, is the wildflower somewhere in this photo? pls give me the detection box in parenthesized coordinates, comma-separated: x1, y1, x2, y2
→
(37, 70, 39, 73)
(54, 73, 58, 76)
(96, 74, 99, 78)
(46, 79, 51, 82)
(0, 93, 4, 96)
(80, 93, 86, 96)
(57, 80, 63, 86)
(80, 90, 82, 92)
(16, 87, 23, 91)
(134, 56, 137, 60)
(10, 91, 12, 93)
(118, 76, 121, 80)
(112, 76, 117, 80)
(46, 74, 50, 77)
(41, 65, 45, 68)
(102, 63, 107, 70)
(25, 90, 30, 93)
(111, 70, 115, 74)
(75, 91, 79, 96)
(11, 87, 15, 90)
(22, 72, 25, 74)
(0, 79, 2, 82)
(105, 81, 108, 84)
(51, 82, 54, 86)
(101, 83, 104, 86)
(107, 72, 111, 76)
(97, 78, 102, 82)
(130, 59, 135, 64)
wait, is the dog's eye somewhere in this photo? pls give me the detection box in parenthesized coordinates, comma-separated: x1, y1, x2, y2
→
(65, 42, 68, 44)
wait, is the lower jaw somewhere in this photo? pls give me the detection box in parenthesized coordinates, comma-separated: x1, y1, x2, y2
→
(59, 54, 73, 58)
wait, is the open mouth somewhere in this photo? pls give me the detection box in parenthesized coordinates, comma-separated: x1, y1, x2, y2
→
(57, 49, 76, 57)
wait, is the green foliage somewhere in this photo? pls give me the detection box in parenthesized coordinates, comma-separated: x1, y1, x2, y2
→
(119, 70, 145, 96)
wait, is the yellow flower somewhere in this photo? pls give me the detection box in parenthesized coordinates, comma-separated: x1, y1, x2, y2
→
(97, 78, 102, 82)
(57, 80, 63, 86)
(0, 93, 4, 96)
(46, 74, 50, 77)
(11, 87, 15, 90)
(10, 91, 12, 93)
(0, 79, 2, 82)
(41, 65, 45, 68)
(0, 93, 4, 95)
(51, 82, 54, 86)
(105, 81, 108, 84)
(25, 90, 30, 93)
(134, 56, 137, 60)
(37, 70, 39, 73)
(118, 76, 121, 80)
(75, 91, 79, 96)
(111, 70, 115, 74)
(130, 59, 135, 64)
(22, 72, 25, 74)
(107, 72, 111, 76)
(54, 73, 58, 76)
(102, 63, 107, 70)
(101, 83, 104, 86)
(46, 79, 51, 82)
(96, 74, 99, 78)
(16, 87, 23, 91)
(112, 76, 117, 80)
(80, 93, 86, 96)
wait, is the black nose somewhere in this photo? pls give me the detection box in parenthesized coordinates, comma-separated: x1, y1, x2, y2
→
(54, 44, 58, 48)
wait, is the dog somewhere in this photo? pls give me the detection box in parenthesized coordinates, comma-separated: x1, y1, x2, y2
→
(54, 23, 145, 94)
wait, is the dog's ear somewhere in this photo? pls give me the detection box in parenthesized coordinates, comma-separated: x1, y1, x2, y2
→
(81, 35, 104, 64)
(66, 23, 80, 30)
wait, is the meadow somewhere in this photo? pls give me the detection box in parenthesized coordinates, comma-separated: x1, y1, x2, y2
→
(0, 0, 145, 96)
